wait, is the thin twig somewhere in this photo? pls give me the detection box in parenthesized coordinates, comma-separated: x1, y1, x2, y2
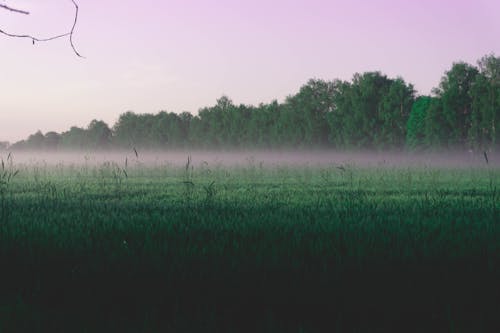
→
(0, 29, 70, 42)
(0, 0, 83, 57)
(69, 0, 82, 57)
(0, 3, 29, 15)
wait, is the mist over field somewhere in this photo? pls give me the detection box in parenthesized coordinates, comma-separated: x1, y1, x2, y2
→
(1, 149, 497, 169)
(1, 146, 499, 332)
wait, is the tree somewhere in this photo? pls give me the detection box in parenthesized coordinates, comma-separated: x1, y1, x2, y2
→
(61, 126, 87, 149)
(246, 101, 280, 148)
(379, 78, 415, 147)
(0, 0, 83, 57)
(283, 79, 335, 146)
(437, 62, 479, 147)
(424, 98, 446, 148)
(25, 130, 45, 150)
(195, 96, 237, 147)
(87, 120, 112, 149)
(406, 96, 432, 149)
(470, 54, 500, 150)
(325, 80, 351, 147)
(44, 131, 61, 150)
(151, 111, 189, 148)
(340, 72, 394, 148)
(113, 112, 142, 148)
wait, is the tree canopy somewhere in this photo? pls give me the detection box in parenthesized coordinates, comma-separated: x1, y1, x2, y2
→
(9, 54, 500, 152)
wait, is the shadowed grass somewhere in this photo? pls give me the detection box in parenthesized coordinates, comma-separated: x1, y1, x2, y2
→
(0, 160, 499, 332)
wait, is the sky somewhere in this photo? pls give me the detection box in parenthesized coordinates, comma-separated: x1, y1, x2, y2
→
(0, 0, 499, 142)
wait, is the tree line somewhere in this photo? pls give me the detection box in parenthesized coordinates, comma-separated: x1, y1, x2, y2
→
(9, 54, 499, 151)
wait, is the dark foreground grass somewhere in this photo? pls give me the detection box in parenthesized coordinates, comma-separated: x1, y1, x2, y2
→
(0, 160, 499, 332)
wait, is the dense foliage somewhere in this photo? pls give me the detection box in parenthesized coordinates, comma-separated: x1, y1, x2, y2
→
(9, 54, 500, 151)
(0, 160, 498, 332)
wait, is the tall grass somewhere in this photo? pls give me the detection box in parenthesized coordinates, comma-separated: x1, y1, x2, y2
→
(0, 153, 19, 222)
(0, 156, 498, 332)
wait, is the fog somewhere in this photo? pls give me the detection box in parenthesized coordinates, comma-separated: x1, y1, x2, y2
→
(0, 150, 497, 169)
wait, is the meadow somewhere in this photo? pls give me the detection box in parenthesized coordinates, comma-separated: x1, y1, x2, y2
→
(0, 151, 499, 332)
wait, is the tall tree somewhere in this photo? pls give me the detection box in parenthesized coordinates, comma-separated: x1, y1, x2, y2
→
(87, 120, 112, 149)
(325, 80, 351, 147)
(437, 62, 479, 147)
(27, 130, 45, 150)
(196, 96, 236, 147)
(406, 96, 432, 149)
(283, 79, 335, 146)
(379, 78, 415, 147)
(61, 126, 87, 149)
(340, 72, 394, 148)
(44, 131, 61, 150)
(470, 54, 500, 149)
(246, 101, 281, 148)
(113, 112, 141, 148)
(424, 98, 446, 148)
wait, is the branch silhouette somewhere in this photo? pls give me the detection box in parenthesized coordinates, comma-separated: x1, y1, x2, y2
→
(0, 0, 83, 57)
(0, 3, 30, 15)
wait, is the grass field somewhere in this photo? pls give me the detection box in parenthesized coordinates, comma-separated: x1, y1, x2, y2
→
(0, 153, 499, 332)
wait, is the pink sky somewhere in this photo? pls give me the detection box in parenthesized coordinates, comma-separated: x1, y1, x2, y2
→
(1, 0, 499, 142)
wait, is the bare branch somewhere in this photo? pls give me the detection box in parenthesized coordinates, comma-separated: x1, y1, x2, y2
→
(0, 0, 84, 57)
(0, 29, 70, 42)
(69, 0, 82, 57)
(0, 3, 29, 15)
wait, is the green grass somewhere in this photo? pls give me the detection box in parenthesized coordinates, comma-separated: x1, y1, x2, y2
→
(0, 158, 499, 332)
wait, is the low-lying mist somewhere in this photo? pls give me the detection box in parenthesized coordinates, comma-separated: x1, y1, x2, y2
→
(0, 150, 497, 169)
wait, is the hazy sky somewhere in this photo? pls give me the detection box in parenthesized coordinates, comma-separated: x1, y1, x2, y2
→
(1, 0, 499, 142)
